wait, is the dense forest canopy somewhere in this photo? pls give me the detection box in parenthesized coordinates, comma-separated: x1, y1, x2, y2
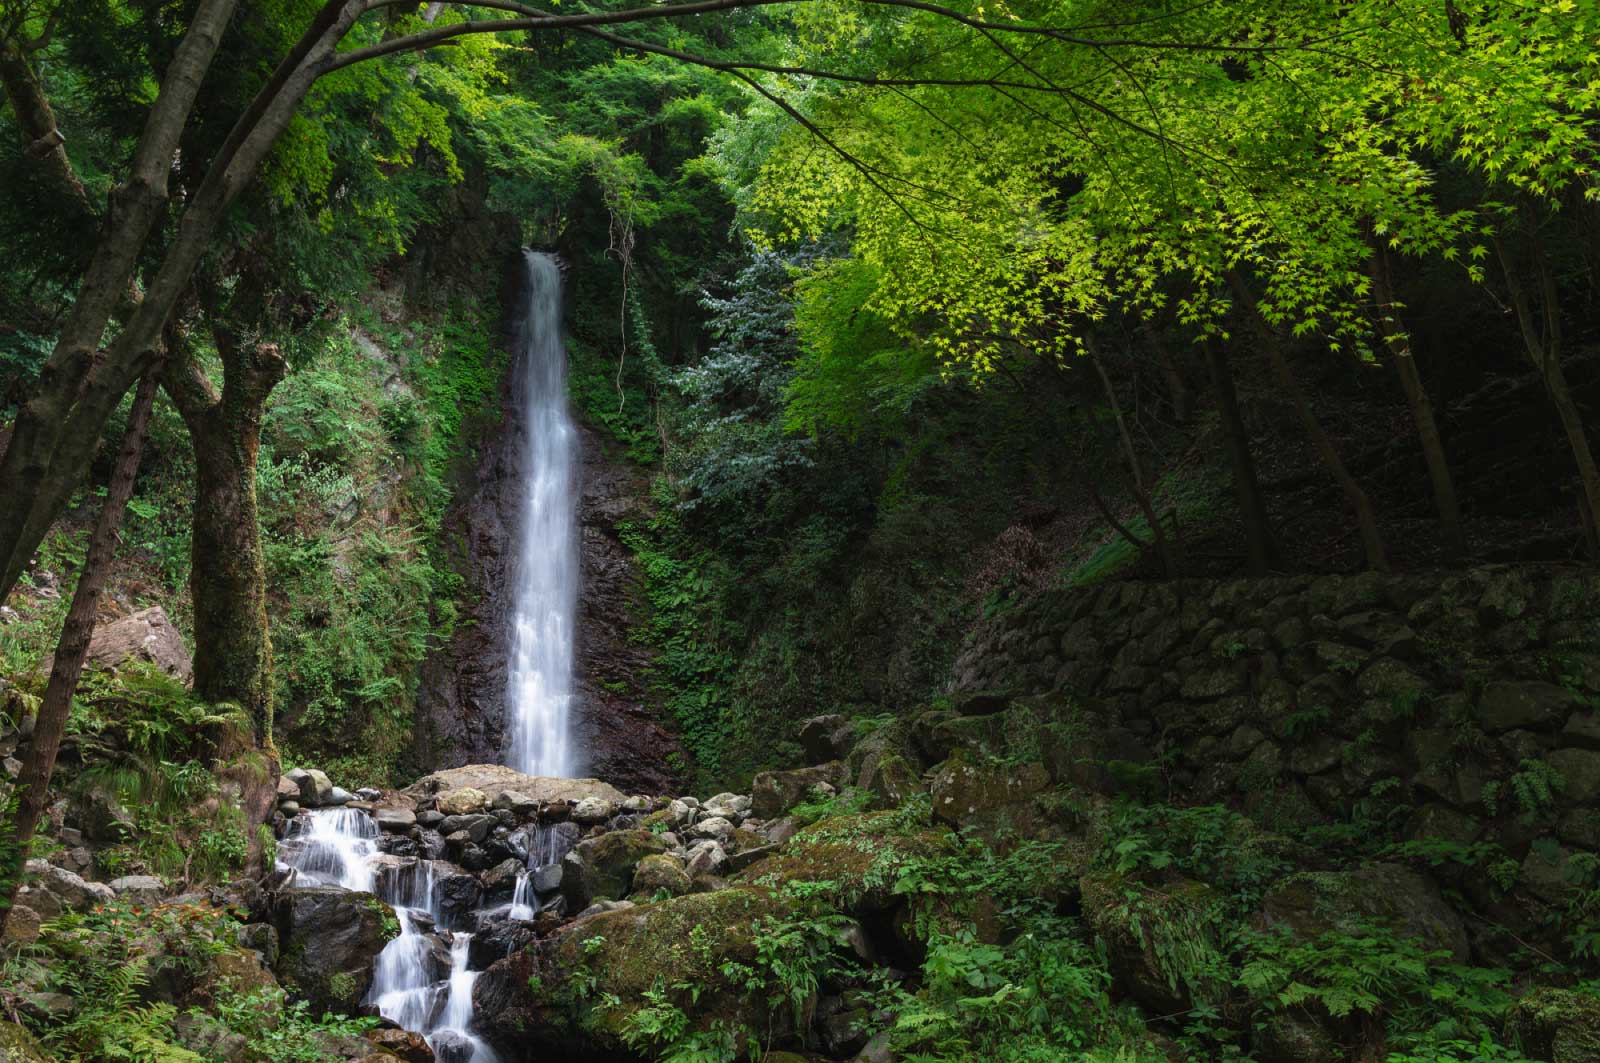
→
(3, 1, 1600, 1061)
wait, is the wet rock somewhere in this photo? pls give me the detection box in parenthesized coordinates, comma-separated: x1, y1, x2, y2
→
(236, 923, 279, 965)
(417, 809, 445, 828)
(365, 1028, 435, 1063)
(481, 858, 524, 896)
(376, 808, 417, 832)
(469, 916, 537, 970)
(751, 762, 848, 819)
(285, 768, 334, 808)
(532, 864, 563, 895)
(327, 787, 354, 806)
(377, 834, 420, 857)
(439, 813, 493, 842)
(271, 887, 395, 1014)
(436, 872, 484, 929)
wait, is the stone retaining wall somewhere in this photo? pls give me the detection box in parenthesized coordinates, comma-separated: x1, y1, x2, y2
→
(953, 566, 1600, 935)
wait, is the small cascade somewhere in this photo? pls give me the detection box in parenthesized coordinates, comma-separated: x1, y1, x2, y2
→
(507, 873, 537, 921)
(278, 807, 378, 891)
(277, 810, 498, 1063)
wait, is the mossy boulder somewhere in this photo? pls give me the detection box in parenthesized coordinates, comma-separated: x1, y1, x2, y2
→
(0, 1019, 49, 1063)
(561, 829, 669, 912)
(631, 853, 691, 898)
(739, 810, 958, 914)
(1081, 871, 1229, 1015)
(1256, 863, 1468, 962)
(752, 762, 850, 819)
(928, 750, 1052, 836)
(536, 886, 802, 1053)
(1505, 987, 1600, 1062)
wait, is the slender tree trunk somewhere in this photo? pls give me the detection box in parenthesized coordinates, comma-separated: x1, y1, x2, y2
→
(1088, 341, 1179, 577)
(1368, 243, 1466, 558)
(1143, 326, 1192, 423)
(1204, 340, 1278, 575)
(1494, 232, 1600, 552)
(1227, 270, 1390, 572)
(0, 40, 90, 216)
(0, 370, 159, 935)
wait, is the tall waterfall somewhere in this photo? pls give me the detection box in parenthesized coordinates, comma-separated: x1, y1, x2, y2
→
(504, 250, 580, 778)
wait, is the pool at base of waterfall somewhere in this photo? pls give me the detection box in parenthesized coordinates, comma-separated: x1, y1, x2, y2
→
(277, 807, 569, 1063)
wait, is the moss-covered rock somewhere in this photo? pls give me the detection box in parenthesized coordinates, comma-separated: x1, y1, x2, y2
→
(739, 810, 958, 914)
(0, 1019, 50, 1063)
(560, 829, 669, 911)
(928, 750, 1051, 836)
(631, 853, 691, 898)
(751, 762, 850, 819)
(1505, 987, 1600, 1062)
(271, 887, 397, 1015)
(1081, 871, 1230, 1015)
(1256, 863, 1468, 962)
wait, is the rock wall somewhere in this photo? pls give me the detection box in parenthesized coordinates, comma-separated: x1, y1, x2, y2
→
(953, 566, 1600, 940)
(415, 267, 685, 793)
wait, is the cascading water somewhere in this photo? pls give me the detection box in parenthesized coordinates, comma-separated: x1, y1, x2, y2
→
(278, 811, 499, 1063)
(504, 250, 580, 779)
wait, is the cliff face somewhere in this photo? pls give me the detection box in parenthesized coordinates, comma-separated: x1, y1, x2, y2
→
(414, 335, 686, 794)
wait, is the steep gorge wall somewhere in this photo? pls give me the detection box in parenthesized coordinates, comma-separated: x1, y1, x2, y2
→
(954, 566, 1600, 947)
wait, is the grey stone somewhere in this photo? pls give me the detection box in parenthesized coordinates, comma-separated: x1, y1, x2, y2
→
(108, 875, 164, 906)
(1477, 681, 1579, 733)
(571, 796, 615, 824)
(1549, 747, 1600, 804)
(375, 808, 417, 832)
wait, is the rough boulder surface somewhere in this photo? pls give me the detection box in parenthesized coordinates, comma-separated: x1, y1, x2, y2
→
(271, 887, 396, 1014)
(53, 606, 193, 681)
(403, 765, 624, 809)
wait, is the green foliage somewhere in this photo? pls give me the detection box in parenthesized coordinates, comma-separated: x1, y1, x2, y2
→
(1101, 802, 1293, 911)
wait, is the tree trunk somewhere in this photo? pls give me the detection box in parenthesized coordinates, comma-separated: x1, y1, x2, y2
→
(1143, 326, 1192, 423)
(1494, 231, 1600, 552)
(1227, 270, 1390, 572)
(1204, 340, 1278, 575)
(1088, 341, 1179, 577)
(164, 325, 287, 873)
(0, 370, 158, 935)
(1367, 243, 1466, 558)
(0, 40, 90, 216)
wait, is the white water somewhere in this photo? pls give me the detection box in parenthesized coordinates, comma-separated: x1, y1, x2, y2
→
(277, 810, 497, 1063)
(504, 250, 580, 779)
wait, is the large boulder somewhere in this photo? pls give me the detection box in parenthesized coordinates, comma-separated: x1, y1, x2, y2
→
(52, 606, 192, 682)
(1256, 864, 1469, 962)
(560, 830, 669, 912)
(284, 768, 333, 808)
(0, 1019, 50, 1063)
(798, 714, 855, 763)
(272, 887, 397, 1014)
(750, 762, 849, 820)
(403, 765, 624, 810)
(1081, 872, 1230, 1016)
(928, 751, 1052, 835)
(1505, 987, 1600, 1062)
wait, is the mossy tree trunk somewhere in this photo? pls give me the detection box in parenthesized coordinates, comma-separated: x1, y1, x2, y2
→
(163, 320, 286, 867)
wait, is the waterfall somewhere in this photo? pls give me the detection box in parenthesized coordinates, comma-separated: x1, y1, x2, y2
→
(504, 249, 580, 779)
